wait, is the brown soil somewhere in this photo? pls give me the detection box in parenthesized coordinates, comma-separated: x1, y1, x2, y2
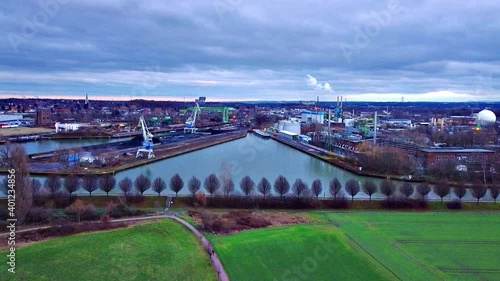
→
(189, 210, 313, 235)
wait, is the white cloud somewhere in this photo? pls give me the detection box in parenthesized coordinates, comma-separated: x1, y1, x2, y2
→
(306, 74, 334, 92)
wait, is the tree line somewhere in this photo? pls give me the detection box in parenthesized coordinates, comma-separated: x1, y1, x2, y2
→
(5, 173, 498, 204)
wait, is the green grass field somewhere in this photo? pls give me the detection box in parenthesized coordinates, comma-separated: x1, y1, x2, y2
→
(0, 220, 217, 281)
(208, 224, 397, 281)
(210, 211, 500, 281)
(330, 212, 500, 281)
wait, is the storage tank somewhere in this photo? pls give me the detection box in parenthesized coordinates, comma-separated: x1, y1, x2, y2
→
(476, 109, 496, 125)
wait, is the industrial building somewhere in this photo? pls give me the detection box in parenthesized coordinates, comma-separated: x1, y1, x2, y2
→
(35, 108, 51, 127)
(0, 114, 23, 128)
(418, 148, 494, 171)
(278, 130, 299, 141)
(55, 122, 90, 133)
(276, 120, 301, 135)
(301, 110, 324, 124)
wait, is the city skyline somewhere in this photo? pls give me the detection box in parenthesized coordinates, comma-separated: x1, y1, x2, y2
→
(1, 1, 499, 102)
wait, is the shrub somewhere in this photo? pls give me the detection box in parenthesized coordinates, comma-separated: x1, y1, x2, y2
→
(110, 203, 131, 218)
(0, 206, 9, 221)
(326, 198, 349, 209)
(53, 194, 74, 209)
(81, 204, 99, 221)
(446, 200, 462, 209)
(65, 199, 86, 222)
(195, 191, 206, 206)
(100, 213, 111, 224)
(380, 198, 428, 209)
(27, 207, 54, 224)
(105, 201, 117, 214)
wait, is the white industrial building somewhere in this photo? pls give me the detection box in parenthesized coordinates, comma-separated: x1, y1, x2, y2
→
(276, 120, 301, 135)
(0, 114, 23, 128)
(301, 110, 324, 124)
(55, 122, 89, 133)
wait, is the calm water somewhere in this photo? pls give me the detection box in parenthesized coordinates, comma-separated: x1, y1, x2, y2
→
(0, 137, 132, 155)
(7, 134, 497, 201)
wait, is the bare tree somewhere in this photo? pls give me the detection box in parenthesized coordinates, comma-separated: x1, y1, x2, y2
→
(311, 179, 322, 198)
(0, 142, 13, 164)
(188, 176, 201, 196)
(152, 177, 167, 196)
(118, 177, 133, 197)
(329, 178, 342, 199)
(292, 179, 307, 197)
(223, 178, 235, 196)
(134, 174, 151, 196)
(63, 174, 80, 196)
(273, 175, 290, 198)
(416, 182, 431, 199)
(345, 179, 360, 202)
(380, 179, 395, 200)
(82, 175, 99, 196)
(471, 184, 487, 204)
(453, 181, 467, 202)
(399, 182, 414, 199)
(490, 185, 499, 203)
(44, 175, 62, 198)
(240, 176, 255, 197)
(362, 180, 377, 201)
(257, 177, 271, 197)
(7, 144, 32, 224)
(433, 179, 450, 202)
(31, 178, 43, 198)
(204, 173, 220, 196)
(99, 174, 116, 196)
(220, 163, 233, 196)
(169, 174, 184, 197)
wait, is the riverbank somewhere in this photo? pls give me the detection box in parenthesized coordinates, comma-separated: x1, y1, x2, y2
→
(24, 130, 247, 176)
(271, 135, 421, 182)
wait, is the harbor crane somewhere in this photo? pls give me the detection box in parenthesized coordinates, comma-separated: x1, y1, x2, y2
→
(136, 116, 155, 159)
(184, 102, 201, 133)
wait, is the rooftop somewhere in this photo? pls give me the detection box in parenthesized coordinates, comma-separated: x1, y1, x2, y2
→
(279, 130, 299, 136)
(420, 148, 494, 153)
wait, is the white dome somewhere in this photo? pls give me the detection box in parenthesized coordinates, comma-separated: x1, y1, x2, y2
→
(477, 109, 496, 124)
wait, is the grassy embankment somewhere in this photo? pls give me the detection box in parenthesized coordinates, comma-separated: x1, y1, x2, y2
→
(0, 219, 217, 281)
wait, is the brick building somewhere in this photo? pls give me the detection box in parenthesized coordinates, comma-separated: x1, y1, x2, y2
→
(35, 108, 51, 127)
(418, 148, 494, 171)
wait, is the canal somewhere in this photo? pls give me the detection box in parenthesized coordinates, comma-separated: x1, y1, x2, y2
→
(4, 133, 497, 201)
(0, 137, 133, 155)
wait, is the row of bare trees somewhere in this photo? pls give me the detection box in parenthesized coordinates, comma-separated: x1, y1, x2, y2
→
(3, 172, 499, 203)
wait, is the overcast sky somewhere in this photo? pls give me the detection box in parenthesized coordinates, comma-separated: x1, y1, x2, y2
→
(0, 0, 499, 102)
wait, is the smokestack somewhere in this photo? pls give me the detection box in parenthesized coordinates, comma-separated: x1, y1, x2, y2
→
(340, 96, 343, 108)
(373, 111, 378, 144)
(328, 108, 332, 149)
(336, 96, 339, 107)
(316, 96, 319, 124)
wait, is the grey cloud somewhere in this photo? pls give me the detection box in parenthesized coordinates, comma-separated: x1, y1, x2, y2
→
(0, 0, 498, 100)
